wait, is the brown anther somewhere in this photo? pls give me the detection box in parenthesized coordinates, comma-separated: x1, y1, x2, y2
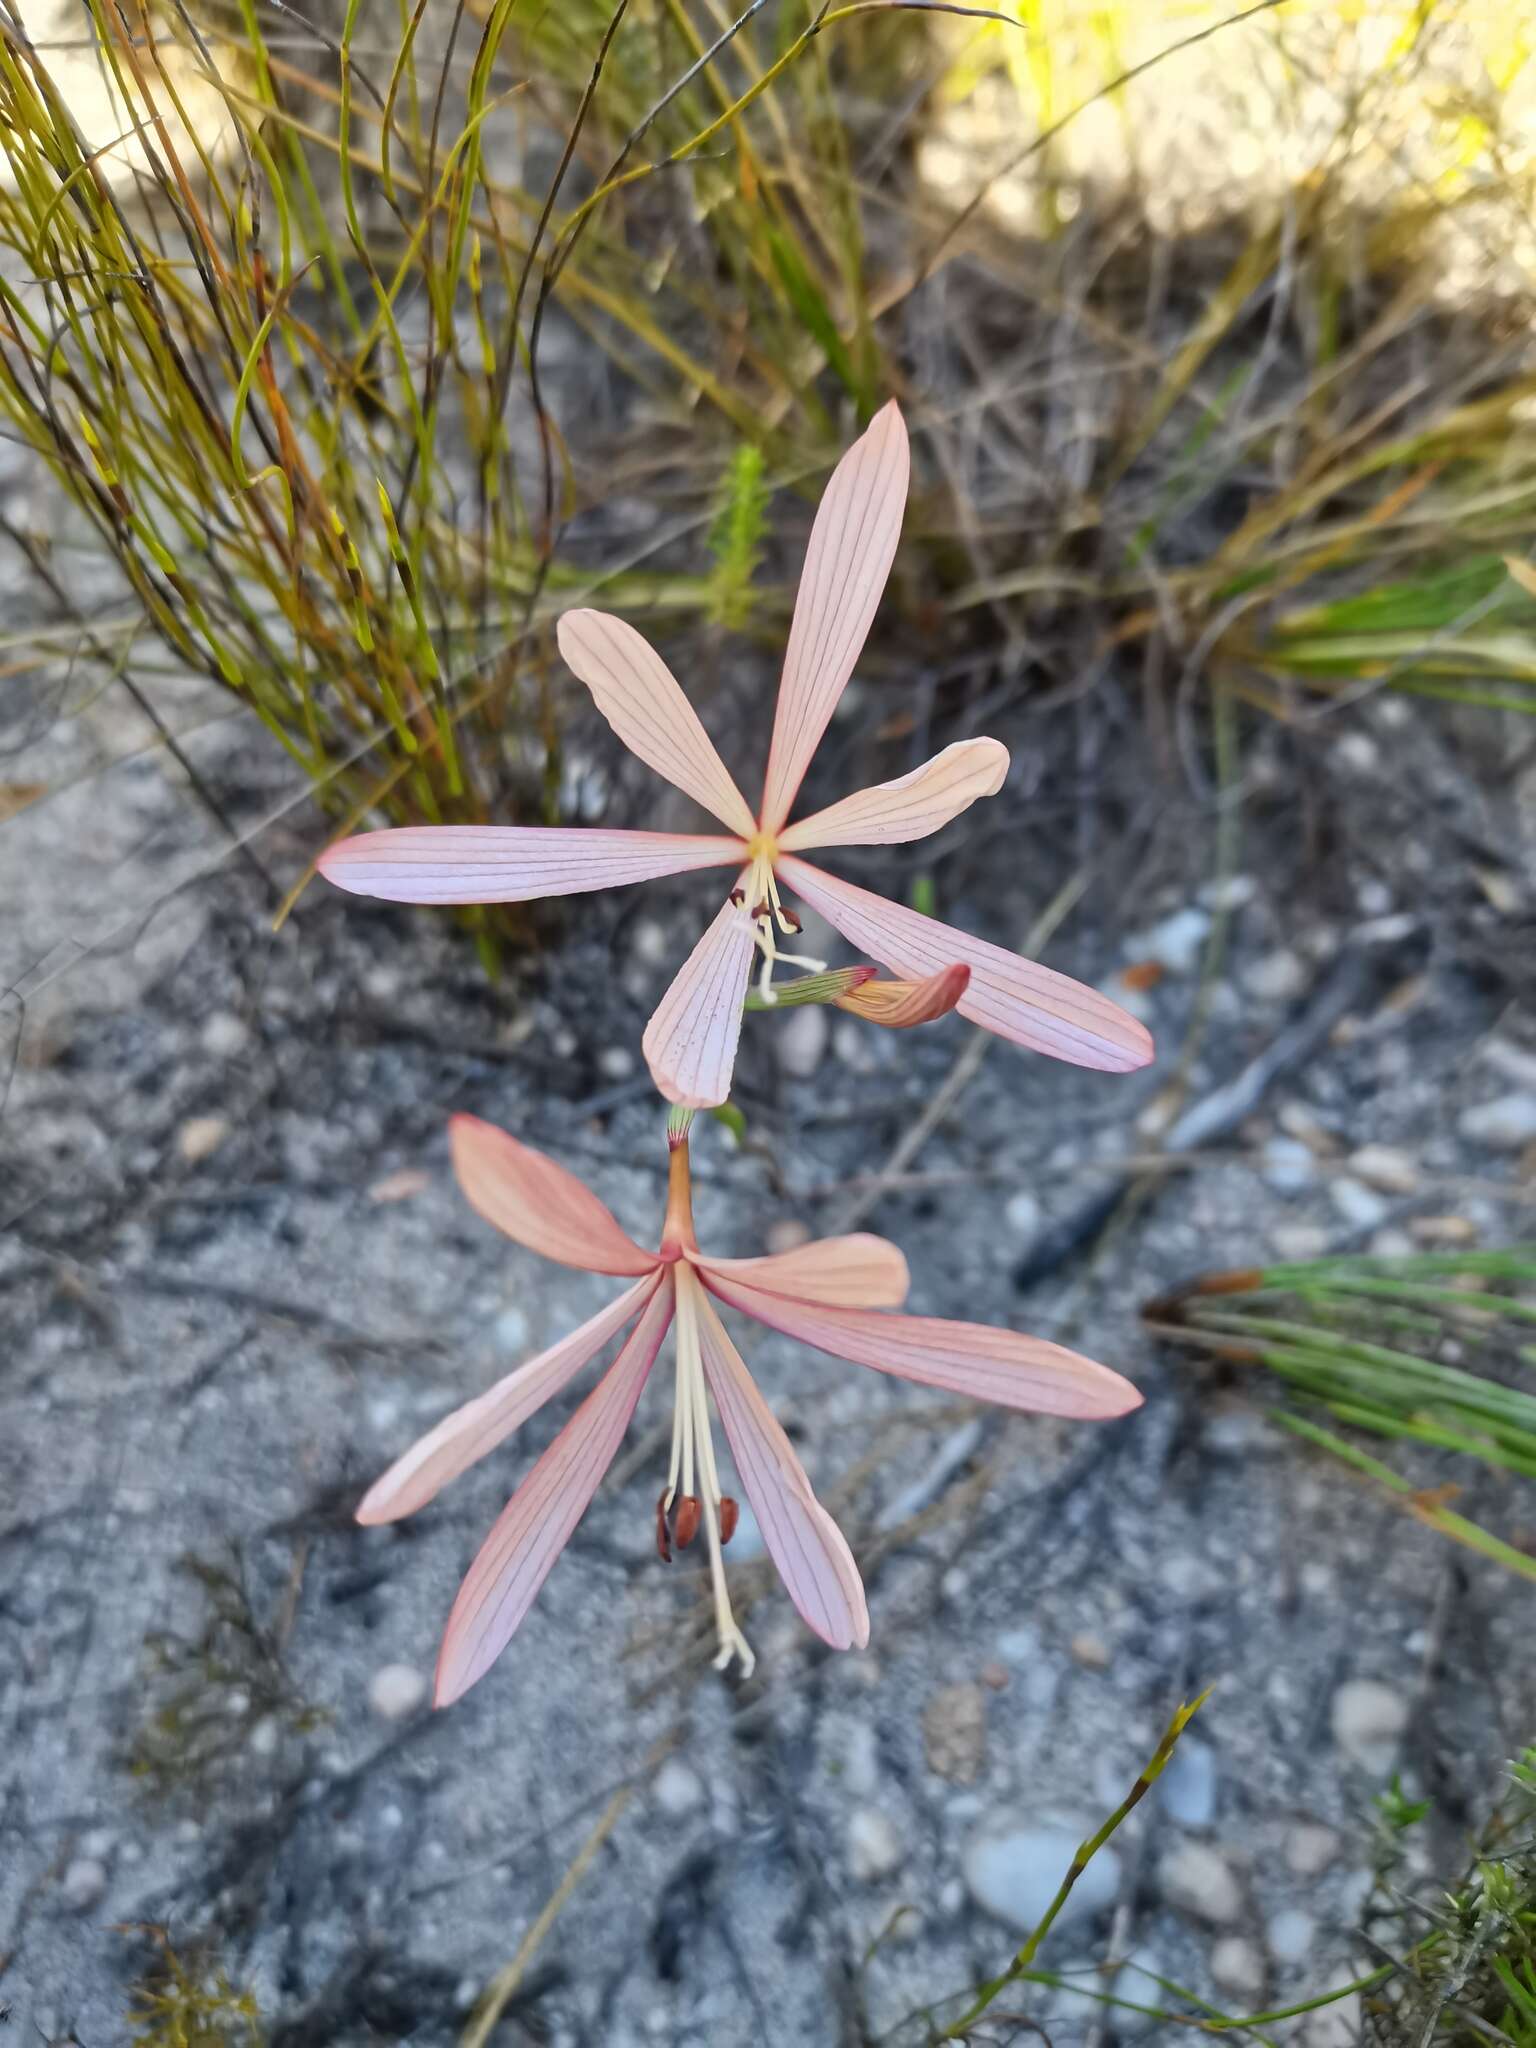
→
(752, 898, 771, 922)
(780, 908, 802, 933)
(729, 887, 746, 906)
(655, 1491, 673, 1564)
(718, 1496, 740, 1545)
(672, 1495, 702, 1549)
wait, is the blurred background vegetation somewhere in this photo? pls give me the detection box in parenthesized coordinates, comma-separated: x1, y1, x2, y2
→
(0, 0, 1532, 879)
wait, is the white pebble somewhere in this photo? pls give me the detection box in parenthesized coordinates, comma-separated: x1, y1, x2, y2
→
(1285, 1823, 1339, 1877)
(1458, 1093, 1536, 1152)
(61, 1857, 107, 1911)
(1348, 1145, 1418, 1194)
(652, 1757, 706, 1817)
(369, 1663, 427, 1721)
(1005, 1191, 1042, 1238)
(1268, 1907, 1316, 1965)
(775, 1003, 828, 1080)
(1157, 1735, 1218, 1830)
(965, 1823, 1121, 1933)
(1331, 1679, 1408, 1774)
(847, 1807, 903, 1882)
(1125, 908, 1211, 976)
(200, 1011, 249, 1058)
(1330, 1178, 1390, 1229)
(176, 1115, 229, 1164)
(1211, 1936, 1265, 1998)
(1245, 949, 1309, 1003)
(597, 1046, 635, 1080)
(1158, 1841, 1244, 1926)
(1261, 1137, 1316, 1194)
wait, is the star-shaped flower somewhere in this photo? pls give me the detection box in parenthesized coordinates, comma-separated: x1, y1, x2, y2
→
(320, 404, 1153, 1105)
(360, 1115, 1141, 1704)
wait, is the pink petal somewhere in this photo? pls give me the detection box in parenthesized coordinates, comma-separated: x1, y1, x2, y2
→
(451, 1114, 657, 1276)
(693, 1286, 868, 1651)
(759, 401, 910, 834)
(557, 609, 758, 838)
(434, 1278, 674, 1705)
(777, 856, 1154, 1074)
(357, 1274, 660, 1525)
(696, 1233, 909, 1308)
(777, 738, 1008, 852)
(836, 962, 970, 1029)
(317, 826, 741, 905)
(705, 1276, 1142, 1419)
(642, 894, 755, 1108)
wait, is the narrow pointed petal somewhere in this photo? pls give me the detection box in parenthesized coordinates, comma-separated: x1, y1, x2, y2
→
(558, 609, 757, 838)
(434, 1280, 674, 1705)
(318, 825, 741, 904)
(697, 1234, 909, 1309)
(693, 1287, 868, 1651)
(836, 963, 970, 1029)
(357, 1276, 660, 1524)
(705, 1277, 1142, 1419)
(451, 1114, 656, 1276)
(760, 401, 910, 834)
(778, 856, 1153, 1074)
(778, 739, 1008, 853)
(642, 895, 755, 1108)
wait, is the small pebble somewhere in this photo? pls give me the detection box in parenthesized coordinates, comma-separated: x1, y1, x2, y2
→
(1070, 1631, 1109, 1671)
(1158, 1842, 1244, 1926)
(964, 1823, 1121, 1934)
(1210, 1936, 1265, 1998)
(369, 1663, 427, 1721)
(1261, 1137, 1315, 1194)
(1411, 1215, 1477, 1245)
(1329, 1178, 1389, 1230)
(1458, 1092, 1536, 1152)
(1200, 875, 1257, 911)
(176, 1115, 229, 1164)
(1245, 949, 1309, 1003)
(765, 1218, 812, 1256)
(1278, 1103, 1341, 1153)
(200, 1011, 249, 1058)
(1004, 1191, 1042, 1238)
(1268, 1908, 1316, 1965)
(833, 1019, 880, 1072)
(597, 1046, 635, 1080)
(847, 1807, 903, 1882)
(632, 919, 669, 967)
(61, 1857, 107, 1912)
(1482, 1037, 1536, 1089)
(1348, 1144, 1418, 1194)
(1334, 732, 1379, 774)
(922, 1683, 987, 1784)
(1157, 1735, 1218, 1830)
(1271, 1223, 1329, 1261)
(494, 1306, 530, 1356)
(652, 1758, 706, 1817)
(1285, 1823, 1340, 1877)
(775, 1003, 828, 1080)
(1125, 908, 1211, 976)
(1331, 1679, 1409, 1774)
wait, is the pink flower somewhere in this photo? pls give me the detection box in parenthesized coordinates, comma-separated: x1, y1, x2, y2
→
(362, 1115, 1141, 1705)
(319, 403, 1153, 1106)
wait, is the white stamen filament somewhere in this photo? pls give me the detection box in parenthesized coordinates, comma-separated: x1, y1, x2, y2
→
(670, 1268, 755, 1677)
(744, 850, 824, 1006)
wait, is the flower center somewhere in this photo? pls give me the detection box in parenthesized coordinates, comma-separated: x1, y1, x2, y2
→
(659, 1266, 754, 1677)
(736, 843, 825, 1007)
